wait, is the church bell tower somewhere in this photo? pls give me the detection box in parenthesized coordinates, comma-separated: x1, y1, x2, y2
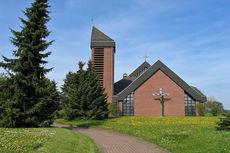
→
(90, 26, 115, 103)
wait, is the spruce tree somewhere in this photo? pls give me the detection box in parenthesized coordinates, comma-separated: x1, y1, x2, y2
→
(0, 74, 14, 126)
(0, 0, 59, 127)
(84, 60, 109, 119)
(61, 62, 86, 120)
(62, 61, 109, 120)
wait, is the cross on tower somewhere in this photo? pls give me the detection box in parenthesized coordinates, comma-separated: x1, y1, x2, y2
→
(152, 88, 170, 117)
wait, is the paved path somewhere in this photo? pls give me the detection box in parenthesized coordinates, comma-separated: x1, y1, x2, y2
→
(52, 123, 169, 153)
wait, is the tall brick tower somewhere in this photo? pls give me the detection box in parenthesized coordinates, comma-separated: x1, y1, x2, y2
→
(90, 26, 115, 103)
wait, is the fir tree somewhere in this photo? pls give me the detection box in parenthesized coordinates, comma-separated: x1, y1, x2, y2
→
(0, 74, 14, 126)
(62, 61, 109, 120)
(0, 0, 59, 127)
(84, 60, 109, 119)
(61, 62, 85, 120)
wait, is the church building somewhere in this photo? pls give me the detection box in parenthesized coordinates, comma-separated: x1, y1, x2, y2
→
(90, 26, 206, 116)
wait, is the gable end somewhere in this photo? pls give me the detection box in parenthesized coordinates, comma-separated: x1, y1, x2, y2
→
(113, 60, 206, 102)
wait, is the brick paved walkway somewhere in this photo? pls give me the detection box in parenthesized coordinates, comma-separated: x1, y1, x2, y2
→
(52, 123, 169, 153)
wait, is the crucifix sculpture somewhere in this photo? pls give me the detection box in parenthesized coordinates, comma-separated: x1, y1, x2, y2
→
(152, 88, 170, 117)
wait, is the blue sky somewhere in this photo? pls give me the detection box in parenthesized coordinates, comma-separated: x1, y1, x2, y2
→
(0, 0, 230, 109)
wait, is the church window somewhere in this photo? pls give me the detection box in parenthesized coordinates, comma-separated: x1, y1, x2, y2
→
(122, 92, 134, 116)
(184, 93, 196, 116)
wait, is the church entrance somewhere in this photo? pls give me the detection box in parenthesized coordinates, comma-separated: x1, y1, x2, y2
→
(122, 92, 134, 116)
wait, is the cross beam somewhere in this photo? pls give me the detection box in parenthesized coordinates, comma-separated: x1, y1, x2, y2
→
(152, 88, 170, 117)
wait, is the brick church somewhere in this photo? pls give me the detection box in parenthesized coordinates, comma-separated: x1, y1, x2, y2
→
(91, 26, 206, 116)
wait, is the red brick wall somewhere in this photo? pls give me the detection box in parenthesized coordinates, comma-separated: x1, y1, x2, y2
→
(92, 47, 114, 103)
(103, 48, 114, 103)
(134, 70, 185, 116)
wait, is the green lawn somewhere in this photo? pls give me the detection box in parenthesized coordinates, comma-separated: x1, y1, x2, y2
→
(58, 117, 230, 153)
(0, 127, 100, 153)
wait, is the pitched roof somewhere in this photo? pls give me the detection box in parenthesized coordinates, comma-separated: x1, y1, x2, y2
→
(114, 78, 133, 95)
(114, 61, 151, 95)
(112, 60, 207, 102)
(190, 86, 206, 99)
(90, 26, 115, 48)
(129, 61, 151, 77)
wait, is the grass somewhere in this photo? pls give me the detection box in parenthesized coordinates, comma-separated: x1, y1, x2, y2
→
(0, 127, 100, 153)
(57, 116, 230, 153)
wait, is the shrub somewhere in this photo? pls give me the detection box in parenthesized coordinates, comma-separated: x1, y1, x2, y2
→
(216, 113, 230, 130)
(205, 101, 224, 116)
(196, 103, 205, 116)
(109, 102, 119, 117)
(205, 113, 213, 117)
(223, 110, 230, 116)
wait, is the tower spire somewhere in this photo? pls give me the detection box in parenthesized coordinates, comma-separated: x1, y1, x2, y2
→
(91, 26, 115, 50)
(91, 27, 115, 103)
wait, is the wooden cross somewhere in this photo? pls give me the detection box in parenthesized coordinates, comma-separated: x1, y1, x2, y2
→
(152, 88, 170, 117)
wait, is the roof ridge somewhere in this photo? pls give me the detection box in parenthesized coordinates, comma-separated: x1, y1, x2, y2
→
(190, 86, 206, 98)
(129, 61, 151, 77)
(113, 60, 206, 102)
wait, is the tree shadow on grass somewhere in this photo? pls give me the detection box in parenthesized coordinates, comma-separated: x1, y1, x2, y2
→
(55, 117, 121, 130)
(58, 120, 106, 130)
(77, 121, 105, 128)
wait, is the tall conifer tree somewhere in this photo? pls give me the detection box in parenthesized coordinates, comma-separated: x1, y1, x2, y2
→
(84, 60, 109, 119)
(61, 62, 85, 120)
(62, 61, 108, 120)
(0, 0, 59, 127)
